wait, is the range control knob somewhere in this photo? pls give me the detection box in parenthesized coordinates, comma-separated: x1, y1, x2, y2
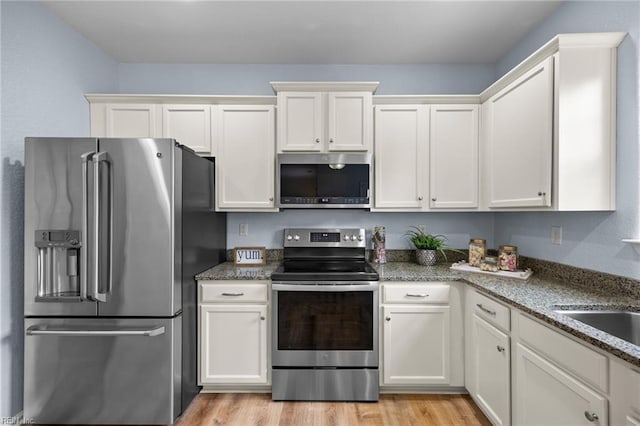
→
(286, 235, 293, 241)
(357, 235, 364, 241)
(343, 234, 350, 241)
(350, 235, 357, 241)
(294, 235, 300, 241)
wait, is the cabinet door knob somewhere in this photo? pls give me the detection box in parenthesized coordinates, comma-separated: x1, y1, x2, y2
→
(584, 412, 599, 422)
(538, 191, 547, 196)
(315, 138, 320, 144)
(329, 138, 334, 143)
(496, 345, 505, 352)
(418, 196, 423, 201)
(260, 316, 266, 321)
(431, 198, 437, 202)
(385, 316, 391, 321)
(269, 197, 274, 202)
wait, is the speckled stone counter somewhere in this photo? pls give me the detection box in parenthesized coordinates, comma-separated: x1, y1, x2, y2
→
(195, 260, 640, 367)
(196, 261, 279, 280)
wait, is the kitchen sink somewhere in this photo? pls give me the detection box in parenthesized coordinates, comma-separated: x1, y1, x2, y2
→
(554, 310, 640, 346)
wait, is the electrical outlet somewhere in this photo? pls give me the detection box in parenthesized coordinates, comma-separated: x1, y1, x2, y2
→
(239, 223, 248, 236)
(551, 226, 562, 245)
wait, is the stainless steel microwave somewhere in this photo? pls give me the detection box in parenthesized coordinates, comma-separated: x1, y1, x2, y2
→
(276, 153, 372, 208)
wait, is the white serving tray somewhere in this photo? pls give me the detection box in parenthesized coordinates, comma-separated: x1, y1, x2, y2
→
(450, 261, 533, 280)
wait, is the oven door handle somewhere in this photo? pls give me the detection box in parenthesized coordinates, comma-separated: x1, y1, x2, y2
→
(271, 282, 379, 292)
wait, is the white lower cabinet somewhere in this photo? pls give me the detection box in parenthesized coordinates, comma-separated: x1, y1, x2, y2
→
(472, 315, 510, 426)
(382, 304, 450, 385)
(381, 282, 464, 388)
(465, 289, 511, 426)
(514, 343, 608, 426)
(198, 281, 269, 386)
(610, 358, 640, 426)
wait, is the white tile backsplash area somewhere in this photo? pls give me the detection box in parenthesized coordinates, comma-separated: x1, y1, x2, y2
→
(227, 210, 495, 250)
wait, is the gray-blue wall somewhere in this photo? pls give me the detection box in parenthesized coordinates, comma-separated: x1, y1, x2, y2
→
(0, 1, 118, 416)
(118, 63, 496, 95)
(493, 1, 640, 280)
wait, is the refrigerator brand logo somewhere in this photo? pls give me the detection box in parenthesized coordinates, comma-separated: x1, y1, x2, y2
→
(233, 247, 266, 265)
(1, 417, 34, 425)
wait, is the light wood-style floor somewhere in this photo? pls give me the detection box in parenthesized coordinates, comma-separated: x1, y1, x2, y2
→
(175, 393, 492, 426)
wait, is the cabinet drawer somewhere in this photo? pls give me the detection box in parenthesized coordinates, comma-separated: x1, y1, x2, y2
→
(383, 283, 449, 304)
(471, 291, 510, 332)
(518, 313, 608, 393)
(199, 281, 268, 303)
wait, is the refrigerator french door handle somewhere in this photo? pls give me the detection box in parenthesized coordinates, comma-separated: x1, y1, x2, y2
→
(90, 151, 112, 303)
(80, 152, 96, 301)
(26, 325, 165, 337)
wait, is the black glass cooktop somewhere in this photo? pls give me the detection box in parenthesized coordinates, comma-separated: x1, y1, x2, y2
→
(271, 260, 379, 282)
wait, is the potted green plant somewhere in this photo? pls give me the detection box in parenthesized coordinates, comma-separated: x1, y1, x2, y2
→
(405, 226, 454, 266)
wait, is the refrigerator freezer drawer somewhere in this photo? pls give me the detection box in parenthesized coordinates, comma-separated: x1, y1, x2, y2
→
(24, 316, 182, 425)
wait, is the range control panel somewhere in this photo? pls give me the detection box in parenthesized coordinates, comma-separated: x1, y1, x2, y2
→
(283, 228, 366, 248)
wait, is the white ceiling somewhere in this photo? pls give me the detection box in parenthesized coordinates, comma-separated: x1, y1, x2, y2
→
(42, 0, 564, 64)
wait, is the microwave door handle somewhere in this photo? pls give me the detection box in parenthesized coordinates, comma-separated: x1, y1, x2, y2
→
(80, 152, 95, 301)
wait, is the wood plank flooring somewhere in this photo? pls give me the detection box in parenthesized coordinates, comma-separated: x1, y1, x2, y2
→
(175, 393, 491, 426)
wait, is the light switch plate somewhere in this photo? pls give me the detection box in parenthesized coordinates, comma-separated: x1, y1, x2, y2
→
(551, 226, 562, 245)
(239, 223, 248, 236)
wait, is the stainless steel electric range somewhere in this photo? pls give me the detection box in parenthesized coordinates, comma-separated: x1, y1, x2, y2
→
(270, 228, 380, 402)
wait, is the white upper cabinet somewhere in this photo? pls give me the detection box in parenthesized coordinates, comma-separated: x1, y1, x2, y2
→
(93, 103, 161, 138)
(214, 105, 276, 211)
(480, 32, 625, 211)
(326, 92, 373, 151)
(484, 56, 554, 208)
(374, 105, 428, 210)
(276, 92, 323, 151)
(273, 82, 377, 153)
(162, 104, 212, 155)
(430, 104, 479, 209)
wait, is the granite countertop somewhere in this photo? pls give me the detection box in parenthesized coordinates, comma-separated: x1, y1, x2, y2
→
(196, 260, 640, 367)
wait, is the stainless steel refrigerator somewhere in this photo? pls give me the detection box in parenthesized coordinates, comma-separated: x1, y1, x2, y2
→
(23, 137, 226, 424)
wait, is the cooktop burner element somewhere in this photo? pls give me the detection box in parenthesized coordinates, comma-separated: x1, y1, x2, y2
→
(271, 228, 379, 283)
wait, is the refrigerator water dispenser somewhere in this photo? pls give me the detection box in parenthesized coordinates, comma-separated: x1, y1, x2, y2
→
(35, 230, 81, 300)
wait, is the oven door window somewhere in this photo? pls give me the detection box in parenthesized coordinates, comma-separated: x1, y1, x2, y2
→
(277, 291, 373, 351)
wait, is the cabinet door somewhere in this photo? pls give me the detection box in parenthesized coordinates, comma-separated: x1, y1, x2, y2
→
(472, 315, 510, 426)
(374, 105, 428, 209)
(327, 92, 372, 151)
(162, 104, 211, 155)
(215, 105, 276, 210)
(105, 103, 160, 138)
(199, 304, 268, 384)
(514, 343, 608, 426)
(486, 56, 554, 208)
(277, 92, 323, 152)
(382, 305, 450, 385)
(430, 104, 479, 209)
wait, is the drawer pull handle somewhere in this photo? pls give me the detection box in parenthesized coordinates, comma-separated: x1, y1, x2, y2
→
(406, 293, 429, 298)
(584, 411, 599, 422)
(476, 303, 497, 316)
(221, 292, 244, 297)
(496, 345, 505, 352)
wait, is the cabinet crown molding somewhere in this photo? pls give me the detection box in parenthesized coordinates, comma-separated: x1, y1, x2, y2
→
(481, 32, 626, 102)
(270, 81, 379, 93)
(85, 93, 276, 105)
